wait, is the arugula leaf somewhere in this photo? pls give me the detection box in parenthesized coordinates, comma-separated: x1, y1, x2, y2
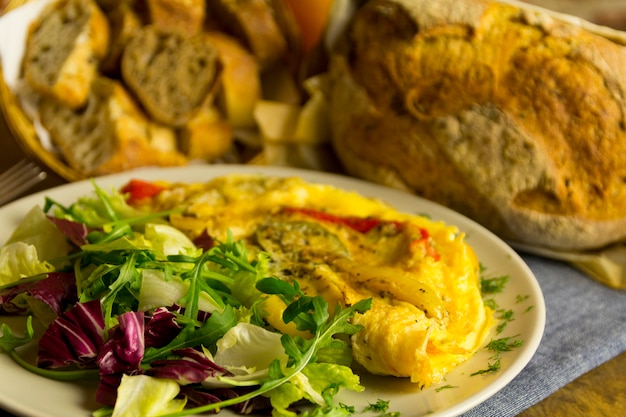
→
(256, 276, 301, 299)
(101, 251, 140, 328)
(256, 277, 320, 333)
(0, 316, 34, 352)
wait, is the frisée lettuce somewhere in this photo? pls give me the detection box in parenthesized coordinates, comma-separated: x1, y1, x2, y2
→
(0, 180, 372, 417)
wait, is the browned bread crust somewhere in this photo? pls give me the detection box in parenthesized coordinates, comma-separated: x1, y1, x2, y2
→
(207, 0, 288, 69)
(328, 0, 626, 251)
(146, 0, 206, 37)
(98, 2, 143, 76)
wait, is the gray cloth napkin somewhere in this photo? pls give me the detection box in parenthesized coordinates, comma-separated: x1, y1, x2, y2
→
(462, 254, 626, 416)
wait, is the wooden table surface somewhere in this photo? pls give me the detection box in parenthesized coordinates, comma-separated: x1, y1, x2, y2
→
(2, 96, 626, 417)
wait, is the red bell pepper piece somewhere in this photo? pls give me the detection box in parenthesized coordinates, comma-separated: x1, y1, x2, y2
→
(120, 179, 166, 204)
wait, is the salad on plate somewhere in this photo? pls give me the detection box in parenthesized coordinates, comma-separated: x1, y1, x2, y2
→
(0, 179, 370, 417)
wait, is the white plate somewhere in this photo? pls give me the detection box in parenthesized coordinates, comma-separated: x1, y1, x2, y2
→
(0, 165, 545, 417)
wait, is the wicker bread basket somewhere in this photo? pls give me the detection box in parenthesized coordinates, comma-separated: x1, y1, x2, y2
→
(1, 0, 86, 181)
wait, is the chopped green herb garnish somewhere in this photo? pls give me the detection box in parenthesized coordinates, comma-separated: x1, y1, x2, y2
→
(475, 266, 525, 380)
(480, 275, 509, 293)
(365, 399, 391, 413)
(496, 309, 515, 334)
(435, 384, 459, 392)
(471, 358, 502, 376)
(486, 335, 523, 353)
(364, 398, 401, 416)
(483, 298, 499, 310)
(339, 403, 356, 414)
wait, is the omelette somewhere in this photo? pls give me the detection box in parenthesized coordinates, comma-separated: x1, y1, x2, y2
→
(142, 174, 494, 388)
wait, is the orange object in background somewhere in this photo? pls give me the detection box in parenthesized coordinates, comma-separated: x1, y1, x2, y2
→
(284, 0, 333, 53)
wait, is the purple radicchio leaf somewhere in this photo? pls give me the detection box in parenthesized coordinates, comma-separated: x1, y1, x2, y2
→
(97, 311, 145, 375)
(216, 387, 273, 415)
(196, 310, 211, 323)
(46, 216, 92, 247)
(144, 307, 183, 349)
(37, 299, 106, 369)
(192, 230, 216, 252)
(96, 373, 126, 406)
(178, 386, 222, 407)
(146, 347, 229, 385)
(96, 311, 145, 405)
(0, 272, 77, 316)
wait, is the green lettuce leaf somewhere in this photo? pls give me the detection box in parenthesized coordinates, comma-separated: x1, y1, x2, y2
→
(6, 205, 70, 262)
(144, 223, 200, 258)
(60, 184, 144, 228)
(0, 242, 54, 286)
(111, 374, 186, 417)
(202, 322, 288, 388)
(138, 269, 222, 313)
(268, 363, 364, 417)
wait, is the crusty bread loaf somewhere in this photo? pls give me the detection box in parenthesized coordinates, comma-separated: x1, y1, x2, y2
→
(22, 0, 110, 109)
(38, 76, 187, 176)
(328, 0, 626, 251)
(121, 25, 222, 127)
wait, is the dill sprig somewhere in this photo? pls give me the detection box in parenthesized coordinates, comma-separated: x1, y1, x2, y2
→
(480, 274, 509, 294)
(486, 335, 524, 353)
(471, 358, 502, 376)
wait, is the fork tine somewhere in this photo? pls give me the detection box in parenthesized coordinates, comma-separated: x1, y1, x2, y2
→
(0, 159, 32, 184)
(0, 160, 47, 206)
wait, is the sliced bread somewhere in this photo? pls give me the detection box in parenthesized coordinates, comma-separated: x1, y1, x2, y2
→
(121, 25, 222, 127)
(23, 0, 110, 109)
(38, 76, 187, 176)
(99, 2, 143, 76)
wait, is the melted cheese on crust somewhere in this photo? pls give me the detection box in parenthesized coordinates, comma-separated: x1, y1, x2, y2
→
(152, 174, 494, 387)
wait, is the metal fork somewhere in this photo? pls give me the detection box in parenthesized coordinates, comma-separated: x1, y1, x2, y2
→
(0, 159, 47, 206)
